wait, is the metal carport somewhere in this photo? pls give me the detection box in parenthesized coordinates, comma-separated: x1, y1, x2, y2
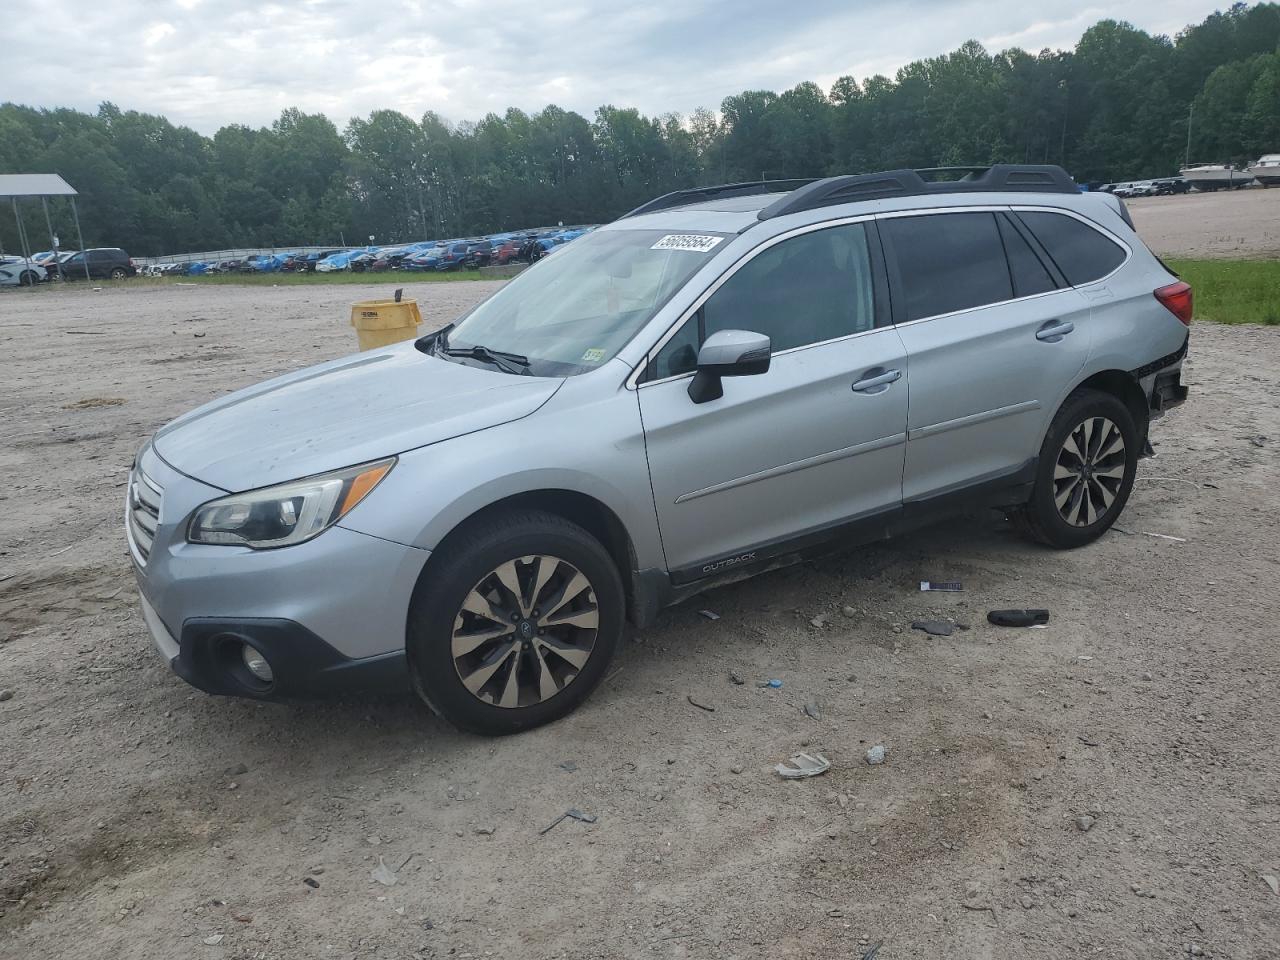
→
(0, 173, 90, 282)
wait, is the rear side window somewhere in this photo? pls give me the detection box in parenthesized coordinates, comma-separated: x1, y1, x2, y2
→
(1016, 211, 1125, 286)
(883, 212, 1012, 321)
(996, 214, 1056, 298)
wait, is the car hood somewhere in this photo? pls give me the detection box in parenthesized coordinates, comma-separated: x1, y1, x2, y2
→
(153, 341, 563, 492)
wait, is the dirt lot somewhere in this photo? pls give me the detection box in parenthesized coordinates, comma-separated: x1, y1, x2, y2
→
(1129, 187, 1280, 259)
(2, 248, 1279, 960)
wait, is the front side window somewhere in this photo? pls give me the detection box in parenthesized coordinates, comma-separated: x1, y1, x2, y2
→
(648, 222, 877, 380)
(883, 212, 1013, 322)
(445, 228, 726, 376)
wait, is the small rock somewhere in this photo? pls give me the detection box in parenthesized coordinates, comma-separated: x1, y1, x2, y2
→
(203, 934, 224, 945)
(837, 793, 849, 807)
(803, 702, 822, 720)
(474, 827, 495, 836)
(1263, 874, 1279, 896)
(226, 763, 248, 777)
(982, 711, 993, 720)
(367, 835, 382, 846)
(1074, 815, 1096, 832)
(842, 606, 857, 618)
(557, 760, 578, 772)
(1066, 907, 1078, 918)
(1188, 946, 1204, 957)
(1130, 882, 1142, 894)
(730, 763, 744, 775)
(809, 616, 828, 628)
(0, 690, 13, 702)
(891, 625, 903, 634)
(1021, 896, 1034, 909)
(866, 745, 886, 765)
(728, 672, 745, 686)
(226, 782, 238, 791)
(1142, 672, 1154, 681)
(303, 877, 320, 889)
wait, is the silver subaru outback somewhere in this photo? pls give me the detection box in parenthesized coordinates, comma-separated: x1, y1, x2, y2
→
(128, 165, 1190, 734)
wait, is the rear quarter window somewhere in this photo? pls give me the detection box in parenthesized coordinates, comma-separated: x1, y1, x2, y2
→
(1016, 211, 1126, 286)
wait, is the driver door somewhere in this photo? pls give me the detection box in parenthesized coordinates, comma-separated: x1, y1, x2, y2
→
(637, 222, 909, 581)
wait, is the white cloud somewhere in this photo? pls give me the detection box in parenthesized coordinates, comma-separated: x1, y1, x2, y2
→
(0, 0, 1222, 134)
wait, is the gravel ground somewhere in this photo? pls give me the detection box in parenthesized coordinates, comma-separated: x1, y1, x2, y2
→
(1, 260, 1279, 959)
(1128, 188, 1280, 259)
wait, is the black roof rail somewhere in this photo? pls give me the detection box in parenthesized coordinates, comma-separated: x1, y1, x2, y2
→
(757, 164, 1078, 221)
(619, 179, 815, 219)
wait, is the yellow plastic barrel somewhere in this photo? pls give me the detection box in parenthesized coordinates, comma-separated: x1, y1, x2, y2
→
(350, 297, 422, 351)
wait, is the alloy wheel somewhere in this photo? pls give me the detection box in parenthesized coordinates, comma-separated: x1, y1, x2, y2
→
(450, 555, 599, 708)
(1053, 416, 1126, 527)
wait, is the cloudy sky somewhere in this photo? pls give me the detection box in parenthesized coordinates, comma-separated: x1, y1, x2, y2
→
(5, 0, 1221, 134)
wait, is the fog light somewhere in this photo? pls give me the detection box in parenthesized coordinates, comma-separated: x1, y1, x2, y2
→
(240, 643, 273, 683)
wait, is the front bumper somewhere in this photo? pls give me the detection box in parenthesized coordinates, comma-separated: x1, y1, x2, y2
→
(130, 444, 425, 700)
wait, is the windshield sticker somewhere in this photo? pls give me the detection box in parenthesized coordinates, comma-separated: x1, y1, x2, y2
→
(580, 348, 605, 363)
(651, 234, 725, 253)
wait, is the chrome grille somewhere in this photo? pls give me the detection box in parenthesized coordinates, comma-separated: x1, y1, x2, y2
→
(127, 466, 163, 566)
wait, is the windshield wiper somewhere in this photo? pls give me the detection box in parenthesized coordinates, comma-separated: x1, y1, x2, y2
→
(440, 343, 532, 375)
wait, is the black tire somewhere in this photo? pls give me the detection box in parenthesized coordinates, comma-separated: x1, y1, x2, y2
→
(407, 509, 624, 735)
(19, 271, 37, 286)
(1013, 388, 1138, 549)
(109, 267, 127, 280)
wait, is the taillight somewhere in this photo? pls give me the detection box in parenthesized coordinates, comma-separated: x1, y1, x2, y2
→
(1154, 281, 1193, 326)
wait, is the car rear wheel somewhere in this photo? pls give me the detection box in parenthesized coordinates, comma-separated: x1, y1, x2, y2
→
(407, 510, 623, 735)
(109, 267, 127, 280)
(1014, 388, 1138, 549)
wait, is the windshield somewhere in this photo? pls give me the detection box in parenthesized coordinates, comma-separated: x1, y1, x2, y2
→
(444, 228, 728, 376)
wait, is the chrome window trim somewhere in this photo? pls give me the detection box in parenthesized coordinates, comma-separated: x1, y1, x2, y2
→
(626, 202, 1133, 389)
(626, 213, 878, 390)
(878, 204, 1132, 329)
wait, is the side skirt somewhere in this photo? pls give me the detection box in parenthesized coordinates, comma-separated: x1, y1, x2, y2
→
(632, 458, 1037, 620)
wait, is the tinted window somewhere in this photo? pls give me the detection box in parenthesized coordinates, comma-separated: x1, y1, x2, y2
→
(1016, 211, 1125, 285)
(648, 222, 877, 380)
(997, 213, 1057, 297)
(884, 212, 1013, 321)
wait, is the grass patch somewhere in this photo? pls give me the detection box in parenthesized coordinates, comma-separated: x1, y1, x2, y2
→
(146, 270, 493, 287)
(1164, 258, 1280, 325)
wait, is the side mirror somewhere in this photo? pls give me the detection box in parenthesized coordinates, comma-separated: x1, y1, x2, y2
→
(688, 329, 771, 404)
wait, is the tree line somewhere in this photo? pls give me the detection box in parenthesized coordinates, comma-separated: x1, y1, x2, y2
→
(2, 2, 1278, 258)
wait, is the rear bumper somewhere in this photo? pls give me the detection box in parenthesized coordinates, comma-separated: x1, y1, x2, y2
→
(1131, 334, 1189, 417)
(1150, 367, 1188, 414)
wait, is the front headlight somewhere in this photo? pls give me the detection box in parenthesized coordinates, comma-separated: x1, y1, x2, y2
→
(187, 458, 395, 549)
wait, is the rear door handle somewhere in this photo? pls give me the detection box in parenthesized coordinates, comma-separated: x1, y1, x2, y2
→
(1036, 319, 1075, 342)
(851, 368, 902, 393)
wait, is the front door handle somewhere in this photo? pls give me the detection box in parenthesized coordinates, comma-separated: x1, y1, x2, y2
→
(851, 368, 902, 394)
(1036, 319, 1075, 342)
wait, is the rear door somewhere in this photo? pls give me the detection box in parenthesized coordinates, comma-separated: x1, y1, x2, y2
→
(883, 209, 1093, 502)
(637, 221, 909, 580)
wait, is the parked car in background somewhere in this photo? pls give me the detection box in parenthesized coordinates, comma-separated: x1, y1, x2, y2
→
(461, 240, 493, 269)
(0, 261, 46, 286)
(490, 239, 522, 264)
(59, 247, 136, 280)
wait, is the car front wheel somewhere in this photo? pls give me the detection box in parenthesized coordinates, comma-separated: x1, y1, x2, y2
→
(408, 510, 623, 735)
(1014, 388, 1138, 548)
(109, 267, 127, 280)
